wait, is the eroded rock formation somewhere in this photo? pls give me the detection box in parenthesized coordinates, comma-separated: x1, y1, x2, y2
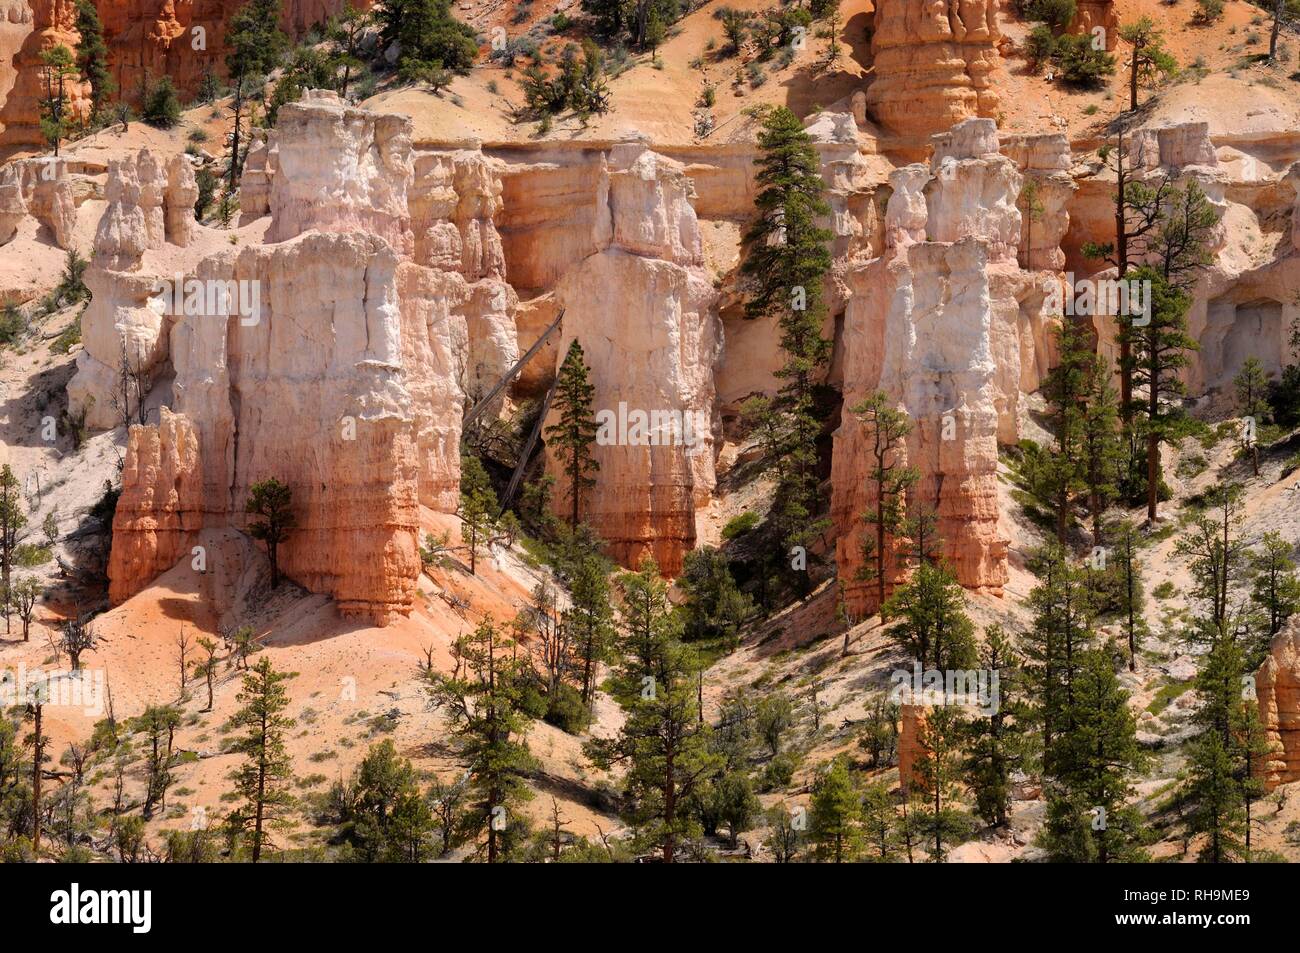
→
(1255, 620, 1300, 790)
(866, 0, 1002, 146)
(108, 408, 203, 604)
(68, 149, 196, 430)
(79, 95, 472, 625)
(832, 120, 1053, 616)
(0, 0, 90, 152)
(545, 140, 720, 575)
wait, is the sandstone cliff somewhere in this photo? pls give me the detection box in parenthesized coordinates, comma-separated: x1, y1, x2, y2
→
(544, 140, 720, 575)
(80, 96, 472, 625)
(866, 0, 1002, 147)
(831, 120, 1049, 616)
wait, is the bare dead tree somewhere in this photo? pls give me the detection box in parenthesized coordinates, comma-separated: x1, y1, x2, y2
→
(175, 624, 192, 699)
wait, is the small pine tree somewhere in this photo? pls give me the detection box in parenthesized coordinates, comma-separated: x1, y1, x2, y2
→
(851, 391, 918, 615)
(457, 454, 498, 575)
(245, 477, 296, 587)
(74, 0, 114, 118)
(427, 618, 537, 862)
(881, 562, 978, 671)
(963, 625, 1030, 827)
(809, 755, 861, 863)
(545, 340, 600, 529)
(1235, 356, 1271, 476)
(1117, 18, 1177, 111)
(1123, 267, 1198, 522)
(227, 658, 297, 861)
(1249, 531, 1300, 642)
(38, 46, 79, 156)
(142, 76, 182, 129)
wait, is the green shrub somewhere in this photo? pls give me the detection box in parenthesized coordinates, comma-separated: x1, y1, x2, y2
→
(543, 683, 591, 734)
(1022, 0, 1076, 29)
(1053, 34, 1116, 87)
(1024, 23, 1058, 69)
(722, 511, 760, 540)
(0, 306, 24, 346)
(142, 76, 182, 129)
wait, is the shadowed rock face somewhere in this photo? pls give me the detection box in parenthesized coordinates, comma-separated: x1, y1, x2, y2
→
(1256, 620, 1300, 790)
(0, 0, 91, 153)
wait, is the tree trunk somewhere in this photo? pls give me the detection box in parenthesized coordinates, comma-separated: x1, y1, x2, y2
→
(31, 702, 42, 854)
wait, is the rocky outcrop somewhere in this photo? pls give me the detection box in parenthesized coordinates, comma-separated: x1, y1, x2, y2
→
(0, 155, 78, 247)
(866, 0, 1002, 145)
(108, 408, 203, 604)
(171, 231, 423, 624)
(545, 140, 720, 575)
(832, 121, 1033, 616)
(410, 144, 517, 406)
(96, 0, 370, 106)
(898, 703, 928, 794)
(1068, 0, 1118, 51)
(0, 0, 90, 152)
(1002, 133, 1076, 271)
(75, 100, 471, 626)
(268, 91, 413, 254)
(68, 149, 196, 429)
(1255, 620, 1300, 790)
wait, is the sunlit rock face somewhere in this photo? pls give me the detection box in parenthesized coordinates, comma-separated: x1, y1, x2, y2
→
(833, 120, 1044, 617)
(545, 141, 720, 576)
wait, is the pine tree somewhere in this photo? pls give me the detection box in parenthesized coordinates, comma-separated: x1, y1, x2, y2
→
(1235, 357, 1271, 477)
(963, 625, 1029, 828)
(74, 0, 113, 118)
(741, 106, 834, 555)
(1151, 179, 1220, 291)
(677, 546, 752, 650)
(1038, 650, 1149, 862)
(457, 454, 498, 575)
(545, 340, 599, 529)
(585, 571, 719, 862)
(1040, 319, 1092, 541)
(1174, 482, 1246, 638)
(1082, 130, 1173, 422)
(1118, 18, 1177, 111)
(427, 618, 536, 862)
(347, 740, 435, 862)
(0, 465, 25, 635)
(246, 477, 296, 587)
(809, 755, 860, 862)
(614, 556, 676, 681)
(1023, 545, 1096, 759)
(1081, 352, 1122, 544)
(225, 0, 289, 191)
(881, 562, 977, 671)
(227, 658, 296, 861)
(851, 391, 918, 613)
(138, 703, 181, 819)
(914, 705, 972, 861)
(376, 0, 477, 75)
(860, 781, 897, 861)
(1123, 266, 1198, 522)
(327, 3, 371, 99)
(38, 45, 79, 156)
(1249, 531, 1300, 642)
(1110, 518, 1149, 671)
(565, 548, 614, 709)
